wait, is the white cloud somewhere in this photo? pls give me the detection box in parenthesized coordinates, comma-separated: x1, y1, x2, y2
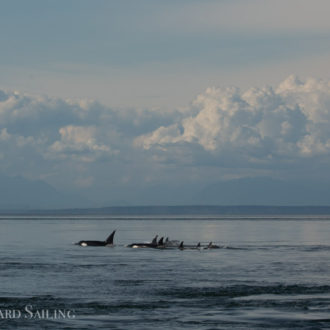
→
(0, 90, 123, 179)
(50, 125, 112, 162)
(0, 128, 10, 141)
(0, 88, 179, 187)
(135, 76, 330, 163)
(1, 76, 330, 203)
(134, 124, 182, 150)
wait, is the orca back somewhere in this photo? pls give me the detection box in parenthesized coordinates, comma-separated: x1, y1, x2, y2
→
(79, 240, 106, 247)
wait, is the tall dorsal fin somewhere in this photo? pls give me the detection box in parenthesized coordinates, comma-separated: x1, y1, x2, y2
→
(106, 230, 116, 244)
(165, 237, 169, 243)
(179, 241, 184, 249)
(208, 242, 212, 248)
(197, 242, 201, 248)
(151, 235, 158, 245)
(158, 237, 164, 245)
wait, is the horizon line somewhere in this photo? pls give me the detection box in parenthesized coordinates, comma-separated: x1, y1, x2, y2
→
(2, 204, 330, 216)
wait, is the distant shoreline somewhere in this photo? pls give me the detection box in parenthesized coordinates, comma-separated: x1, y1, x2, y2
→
(2, 205, 330, 216)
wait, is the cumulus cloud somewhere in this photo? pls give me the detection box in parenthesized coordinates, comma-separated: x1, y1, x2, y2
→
(0, 89, 170, 165)
(0, 88, 181, 191)
(135, 76, 330, 165)
(49, 125, 112, 162)
(1, 75, 330, 201)
(0, 92, 113, 164)
(134, 124, 182, 151)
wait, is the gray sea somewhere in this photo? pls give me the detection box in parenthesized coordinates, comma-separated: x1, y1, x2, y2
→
(1, 214, 330, 329)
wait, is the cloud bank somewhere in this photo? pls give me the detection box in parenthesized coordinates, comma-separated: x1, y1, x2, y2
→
(1, 76, 330, 204)
(136, 76, 330, 165)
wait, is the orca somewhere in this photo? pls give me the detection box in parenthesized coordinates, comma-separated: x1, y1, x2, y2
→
(76, 230, 116, 247)
(179, 241, 202, 250)
(156, 237, 165, 248)
(206, 242, 220, 249)
(127, 235, 158, 248)
(164, 237, 180, 248)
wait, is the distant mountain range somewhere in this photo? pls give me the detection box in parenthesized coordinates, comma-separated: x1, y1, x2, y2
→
(193, 177, 330, 206)
(0, 174, 87, 210)
(1, 174, 330, 212)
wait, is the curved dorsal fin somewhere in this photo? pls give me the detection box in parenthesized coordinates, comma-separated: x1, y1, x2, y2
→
(151, 235, 158, 245)
(158, 237, 164, 245)
(179, 241, 184, 249)
(106, 230, 116, 244)
(208, 242, 212, 248)
(197, 242, 201, 248)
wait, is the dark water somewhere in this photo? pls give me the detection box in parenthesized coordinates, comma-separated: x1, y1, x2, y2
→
(1, 215, 330, 329)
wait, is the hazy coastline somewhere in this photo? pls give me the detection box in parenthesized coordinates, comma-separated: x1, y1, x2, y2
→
(2, 205, 330, 216)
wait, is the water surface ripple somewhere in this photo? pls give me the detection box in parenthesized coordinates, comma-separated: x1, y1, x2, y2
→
(0, 215, 330, 329)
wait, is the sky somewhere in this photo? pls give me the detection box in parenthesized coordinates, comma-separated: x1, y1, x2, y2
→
(1, 0, 330, 207)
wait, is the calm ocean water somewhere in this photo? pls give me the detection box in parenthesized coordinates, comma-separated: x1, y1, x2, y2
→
(1, 214, 330, 329)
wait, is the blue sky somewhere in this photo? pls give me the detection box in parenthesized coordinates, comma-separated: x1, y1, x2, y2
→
(1, 0, 330, 108)
(1, 0, 330, 207)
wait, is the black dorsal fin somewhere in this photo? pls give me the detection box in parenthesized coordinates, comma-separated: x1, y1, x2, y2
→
(165, 237, 169, 243)
(151, 235, 158, 245)
(179, 241, 184, 249)
(158, 237, 164, 245)
(208, 242, 212, 248)
(106, 230, 116, 244)
(197, 242, 201, 248)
